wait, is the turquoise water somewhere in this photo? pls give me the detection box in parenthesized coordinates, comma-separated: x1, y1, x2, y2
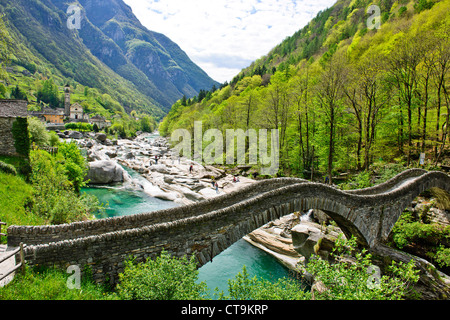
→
(82, 164, 292, 295)
(198, 239, 292, 296)
(81, 186, 178, 219)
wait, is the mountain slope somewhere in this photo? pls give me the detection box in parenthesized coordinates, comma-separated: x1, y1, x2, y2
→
(0, 0, 219, 116)
(160, 0, 450, 177)
(74, 0, 219, 112)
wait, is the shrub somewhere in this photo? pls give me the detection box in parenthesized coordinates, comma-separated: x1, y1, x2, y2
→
(0, 161, 17, 176)
(433, 246, 450, 268)
(305, 236, 420, 300)
(392, 212, 450, 250)
(56, 142, 89, 193)
(48, 131, 60, 147)
(340, 171, 372, 190)
(0, 171, 44, 229)
(11, 117, 30, 157)
(219, 266, 310, 300)
(29, 149, 99, 224)
(219, 236, 419, 300)
(28, 117, 49, 146)
(65, 122, 93, 132)
(116, 250, 208, 300)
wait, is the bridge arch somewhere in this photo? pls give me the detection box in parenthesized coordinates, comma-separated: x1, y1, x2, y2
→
(8, 169, 450, 285)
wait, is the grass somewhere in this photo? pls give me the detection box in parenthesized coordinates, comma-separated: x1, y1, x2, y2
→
(0, 266, 117, 300)
(0, 172, 46, 234)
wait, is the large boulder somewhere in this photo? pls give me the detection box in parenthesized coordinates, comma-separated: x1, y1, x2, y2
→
(95, 133, 107, 143)
(68, 131, 83, 139)
(86, 160, 130, 185)
(291, 222, 340, 263)
(247, 229, 300, 257)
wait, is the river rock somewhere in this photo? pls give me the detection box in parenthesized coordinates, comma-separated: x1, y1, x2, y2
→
(150, 164, 171, 175)
(247, 229, 300, 257)
(68, 131, 83, 139)
(86, 160, 130, 185)
(96, 133, 107, 143)
(105, 150, 118, 159)
(291, 222, 340, 263)
(428, 207, 450, 226)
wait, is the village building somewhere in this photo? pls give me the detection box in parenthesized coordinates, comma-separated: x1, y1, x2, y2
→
(69, 102, 88, 121)
(0, 100, 28, 156)
(90, 114, 111, 129)
(29, 108, 65, 124)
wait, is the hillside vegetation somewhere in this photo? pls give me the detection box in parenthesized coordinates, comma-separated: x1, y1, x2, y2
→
(0, 0, 219, 120)
(160, 0, 450, 182)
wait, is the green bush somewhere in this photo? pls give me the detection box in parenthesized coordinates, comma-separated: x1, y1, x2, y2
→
(116, 250, 208, 300)
(56, 142, 89, 193)
(28, 117, 49, 146)
(433, 246, 450, 268)
(219, 236, 419, 300)
(30, 149, 99, 224)
(392, 212, 450, 250)
(0, 161, 17, 176)
(12, 117, 30, 157)
(0, 171, 44, 229)
(219, 266, 310, 300)
(65, 122, 93, 132)
(48, 131, 60, 147)
(305, 236, 420, 300)
(340, 171, 372, 190)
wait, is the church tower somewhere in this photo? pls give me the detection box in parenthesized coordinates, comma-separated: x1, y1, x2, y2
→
(64, 85, 71, 117)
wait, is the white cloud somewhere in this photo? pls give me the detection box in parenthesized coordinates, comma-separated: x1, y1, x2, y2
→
(123, 0, 336, 83)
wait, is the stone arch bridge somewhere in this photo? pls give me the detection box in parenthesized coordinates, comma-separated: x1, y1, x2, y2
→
(7, 169, 450, 284)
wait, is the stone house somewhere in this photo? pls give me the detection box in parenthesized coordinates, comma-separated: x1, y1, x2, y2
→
(0, 100, 28, 156)
(90, 114, 110, 129)
(29, 108, 65, 124)
(43, 108, 65, 124)
(70, 103, 85, 120)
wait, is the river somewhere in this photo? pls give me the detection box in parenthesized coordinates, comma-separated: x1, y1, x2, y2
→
(81, 166, 292, 296)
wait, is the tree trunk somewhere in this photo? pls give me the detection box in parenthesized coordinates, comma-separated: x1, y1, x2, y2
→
(328, 107, 334, 185)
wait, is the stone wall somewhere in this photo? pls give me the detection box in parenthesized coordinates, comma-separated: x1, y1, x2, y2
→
(0, 118, 16, 156)
(10, 170, 450, 286)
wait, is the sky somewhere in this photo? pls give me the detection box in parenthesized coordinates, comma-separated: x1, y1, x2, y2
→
(123, 0, 337, 83)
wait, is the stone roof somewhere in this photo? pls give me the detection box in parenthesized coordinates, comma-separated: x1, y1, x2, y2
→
(42, 108, 65, 115)
(29, 108, 65, 116)
(90, 114, 106, 120)
(0, 100, 28, 118)
(70, 103, 83, 109)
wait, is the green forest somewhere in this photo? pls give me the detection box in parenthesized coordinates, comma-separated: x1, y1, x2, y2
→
(160, 0, 450, 183)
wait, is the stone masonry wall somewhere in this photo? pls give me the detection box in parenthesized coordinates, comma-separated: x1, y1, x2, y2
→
(0, 118, 16, 156)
